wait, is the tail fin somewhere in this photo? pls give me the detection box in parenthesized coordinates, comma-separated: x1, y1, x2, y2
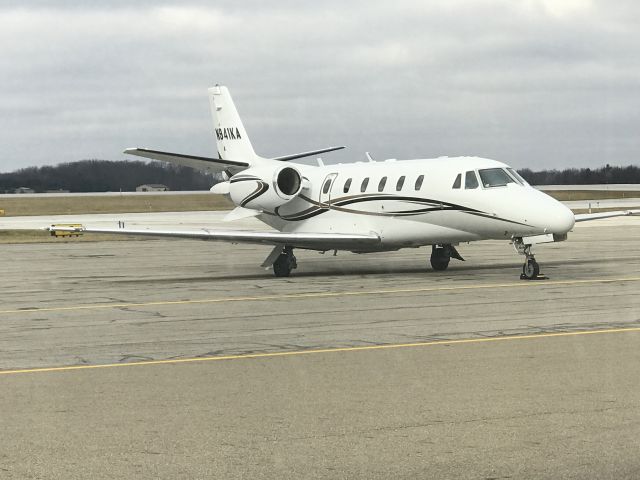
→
(208, 85, 259, 163)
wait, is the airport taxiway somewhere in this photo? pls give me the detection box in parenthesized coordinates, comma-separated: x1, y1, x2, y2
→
(1, 220, 639, 478)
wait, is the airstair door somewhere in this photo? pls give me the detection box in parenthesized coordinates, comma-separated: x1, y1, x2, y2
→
(319, 173, 338, 208)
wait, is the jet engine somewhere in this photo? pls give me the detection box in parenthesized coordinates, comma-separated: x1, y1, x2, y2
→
(228, 165, 303, 211)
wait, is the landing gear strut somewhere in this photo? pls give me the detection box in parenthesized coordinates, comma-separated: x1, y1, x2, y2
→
(273, 246, 297, 277)
(513, 237, 541, 280)
(430, 244, 464, 271)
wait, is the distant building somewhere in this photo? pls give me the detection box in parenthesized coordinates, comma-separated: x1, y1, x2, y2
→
(14, 187, 35, 194)
(45, 189, 70, 194)
(136, 184, 169, 192)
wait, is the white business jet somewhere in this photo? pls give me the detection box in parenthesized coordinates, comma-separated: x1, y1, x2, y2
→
(51, 86, 638, 279)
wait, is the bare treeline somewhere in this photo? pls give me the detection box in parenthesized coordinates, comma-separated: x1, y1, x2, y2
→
(1, 160, 638, 193)
(0, 160, 218, 193)
(518, 164, 640, 185)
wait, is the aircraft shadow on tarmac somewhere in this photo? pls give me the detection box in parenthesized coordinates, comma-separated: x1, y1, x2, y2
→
(113, 256, 626, 284)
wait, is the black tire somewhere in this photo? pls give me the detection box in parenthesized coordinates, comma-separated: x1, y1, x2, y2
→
(273, 254, 292, 277)
(430, 249, 450, 271)
(522, 258, 540, 280)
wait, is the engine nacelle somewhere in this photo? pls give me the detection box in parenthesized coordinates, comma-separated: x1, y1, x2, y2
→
(228, 165, 303, 211)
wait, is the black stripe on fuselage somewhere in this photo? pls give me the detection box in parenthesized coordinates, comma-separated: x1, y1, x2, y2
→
(274, 194, 474, 221)
(275, 193, 533, 227)
(240, 181, 269, 207)
(276, 202, 327, 221)
(301, 193, 481, 213)
(332, 194, 479, 212)
(230, 175, 260, 183)
(461, 211, 532, 227)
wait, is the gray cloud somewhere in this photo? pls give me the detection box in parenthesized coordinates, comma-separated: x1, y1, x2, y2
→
(1, 0, 639, 172)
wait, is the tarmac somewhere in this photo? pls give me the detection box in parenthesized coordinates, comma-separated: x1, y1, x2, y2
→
(1, 218, 640, 479)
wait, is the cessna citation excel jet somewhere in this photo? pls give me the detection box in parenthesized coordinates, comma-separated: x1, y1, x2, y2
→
(51, 86, 638, 279)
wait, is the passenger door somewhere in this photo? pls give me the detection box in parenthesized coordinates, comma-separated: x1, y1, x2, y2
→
(319, 173, 338, 208)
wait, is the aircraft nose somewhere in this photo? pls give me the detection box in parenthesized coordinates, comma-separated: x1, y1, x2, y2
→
(546, 200, 575, 234)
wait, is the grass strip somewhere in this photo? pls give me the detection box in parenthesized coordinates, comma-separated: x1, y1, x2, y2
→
(0, 193, 233, 217)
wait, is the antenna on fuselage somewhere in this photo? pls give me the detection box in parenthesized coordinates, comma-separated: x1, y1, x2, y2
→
(365, 152, 374, 162)
(316, 158, 324, 167)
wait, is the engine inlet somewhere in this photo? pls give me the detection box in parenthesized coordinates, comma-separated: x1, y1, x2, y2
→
(276, 167, 302, 196)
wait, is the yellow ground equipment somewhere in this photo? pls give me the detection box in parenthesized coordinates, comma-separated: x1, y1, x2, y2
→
(50, 224, 84, 237)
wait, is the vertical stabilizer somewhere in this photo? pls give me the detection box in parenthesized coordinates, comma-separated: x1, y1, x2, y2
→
(209, 86, 259, 163)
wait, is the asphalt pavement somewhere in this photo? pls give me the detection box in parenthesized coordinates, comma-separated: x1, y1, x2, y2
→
(1, 220, 639, 478)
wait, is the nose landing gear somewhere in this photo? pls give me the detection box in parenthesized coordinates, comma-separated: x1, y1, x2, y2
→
(521, 256, 540, 280)
(513, 237, 543, 280)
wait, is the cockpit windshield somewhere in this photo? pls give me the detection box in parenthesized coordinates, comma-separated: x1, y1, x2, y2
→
(478, 168, 516, 188)
(506, 167, 528, 185)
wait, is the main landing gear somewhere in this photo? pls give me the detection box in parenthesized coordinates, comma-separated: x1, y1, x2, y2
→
(430, 244, 464, 271)
(272, 246, 297, 277)
(513, 237, 542, 280)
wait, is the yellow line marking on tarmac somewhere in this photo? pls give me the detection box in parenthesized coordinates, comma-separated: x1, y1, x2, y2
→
(1, 326, 640, 376)
(2, 276, 640, 316)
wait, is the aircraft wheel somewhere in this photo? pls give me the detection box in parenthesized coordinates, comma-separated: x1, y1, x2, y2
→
(273, 248, 296, 277)
(521, 258, 540, 280)
(430, 247, 450, 271)
(431, 256, 450, 271)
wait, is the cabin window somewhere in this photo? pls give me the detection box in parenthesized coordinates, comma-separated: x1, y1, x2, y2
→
(396, 176, 405, 191)
(361, 177, 369, 192)
(378, 176, 387, 192)
(478, 168, 515, 188)
(415, 175, 424, 190)
(343, 178, 352, 193)
(452, 173, 461, 189)
(465, 171, 479, 189)
(506, 168, 526, 185)
(322, 178, 332, 194)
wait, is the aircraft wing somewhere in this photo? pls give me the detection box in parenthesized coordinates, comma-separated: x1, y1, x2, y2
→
(124, 148, 249, 174)
(574, 209, 640, 222)
(47, 226, 381, 251)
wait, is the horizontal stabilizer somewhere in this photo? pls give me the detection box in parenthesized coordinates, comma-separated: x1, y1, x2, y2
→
(124, 148, 249, 174)
(210, 181, 230, 194)
(271, 146, 346, 162)
(47, 226, 381, 251)
(224, 207, 261, 221)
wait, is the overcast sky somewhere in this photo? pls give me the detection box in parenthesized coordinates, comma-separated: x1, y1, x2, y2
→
(1, 0, 639, 172)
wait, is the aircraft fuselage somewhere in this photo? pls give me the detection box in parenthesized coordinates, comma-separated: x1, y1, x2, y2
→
(255, 156, 575, 252)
